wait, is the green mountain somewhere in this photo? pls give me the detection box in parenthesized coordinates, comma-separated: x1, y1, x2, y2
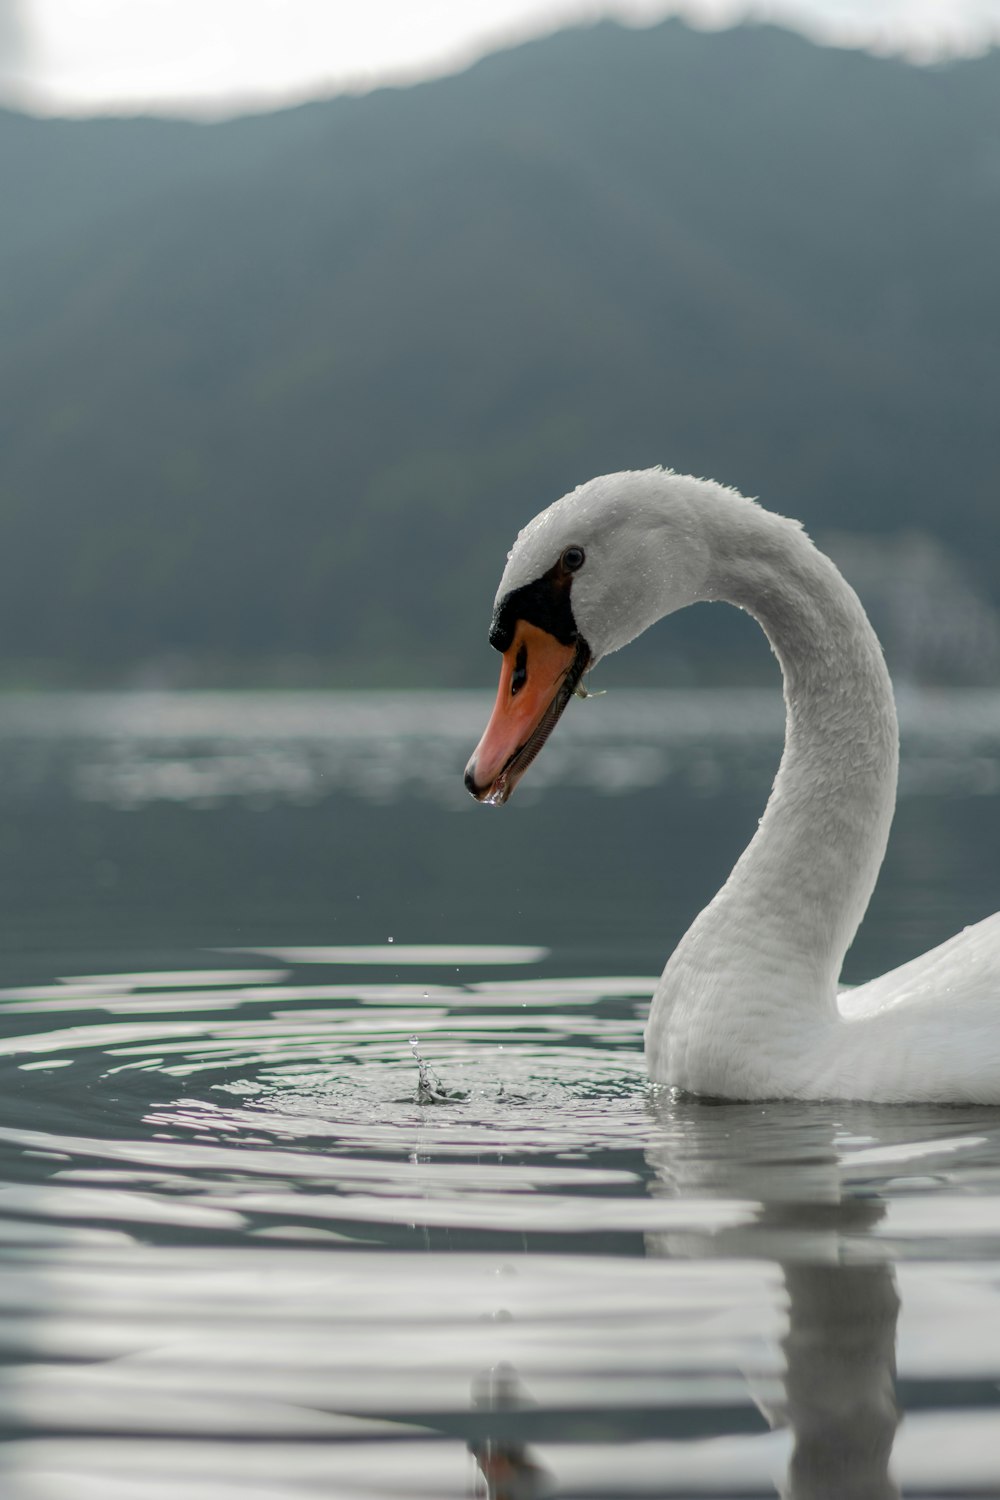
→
(1, 18, 998, 686)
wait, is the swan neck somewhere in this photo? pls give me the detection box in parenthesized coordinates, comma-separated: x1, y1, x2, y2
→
(713, 507, 899, 992)
(648, 494, 899, 1093)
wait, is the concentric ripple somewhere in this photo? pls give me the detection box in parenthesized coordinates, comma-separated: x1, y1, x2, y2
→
(0, 947, 666, 1248)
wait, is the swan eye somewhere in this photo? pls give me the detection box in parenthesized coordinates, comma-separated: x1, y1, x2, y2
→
(561, 545, 585, 573)
(511, 642, 527, 696)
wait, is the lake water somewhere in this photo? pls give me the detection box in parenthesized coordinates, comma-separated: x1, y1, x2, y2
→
(1, 687, 1000, 1497)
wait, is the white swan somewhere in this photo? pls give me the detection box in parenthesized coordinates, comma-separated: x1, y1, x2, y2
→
(464, 468, 1000, 1103)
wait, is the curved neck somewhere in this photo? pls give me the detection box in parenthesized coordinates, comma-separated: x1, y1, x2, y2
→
(648, 492, 899, 1091)
(712, 498, 900, 994)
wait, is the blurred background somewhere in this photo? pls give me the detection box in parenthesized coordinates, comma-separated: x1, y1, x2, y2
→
(1, 0, 999, 692)
(1, 0, 999, 972)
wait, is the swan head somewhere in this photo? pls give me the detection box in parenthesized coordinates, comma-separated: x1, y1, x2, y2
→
(464, 468, 712, 803)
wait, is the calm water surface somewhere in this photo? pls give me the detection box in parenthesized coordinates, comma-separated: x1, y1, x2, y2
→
(0, 688, 999, 1497)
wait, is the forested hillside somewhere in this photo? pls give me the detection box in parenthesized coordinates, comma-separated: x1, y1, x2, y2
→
(1, 18, 998, 685)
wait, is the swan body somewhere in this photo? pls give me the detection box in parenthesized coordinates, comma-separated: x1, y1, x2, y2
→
(465, 468, 1000, 1104)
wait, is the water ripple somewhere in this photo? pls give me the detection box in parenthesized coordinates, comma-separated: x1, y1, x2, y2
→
(1, 947, 1000, 1495)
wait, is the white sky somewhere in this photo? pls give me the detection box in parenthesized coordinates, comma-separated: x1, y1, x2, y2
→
(1, 0, 998, 118)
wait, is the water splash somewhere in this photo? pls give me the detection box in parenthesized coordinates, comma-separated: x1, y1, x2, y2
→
(409, 1032, 465, 1105)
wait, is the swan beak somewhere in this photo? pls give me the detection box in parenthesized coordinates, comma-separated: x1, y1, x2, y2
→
(464, 623, 587, 804)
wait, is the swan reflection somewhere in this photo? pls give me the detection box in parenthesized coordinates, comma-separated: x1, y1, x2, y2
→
(780, 1255, 899, 1500)
(459, 1099, 920, 1498)
(469, 1363, 556, 1500)
(645, 1098, 909, 1500)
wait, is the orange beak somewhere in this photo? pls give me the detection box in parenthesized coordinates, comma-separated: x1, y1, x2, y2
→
(464, 622, 587, 803)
